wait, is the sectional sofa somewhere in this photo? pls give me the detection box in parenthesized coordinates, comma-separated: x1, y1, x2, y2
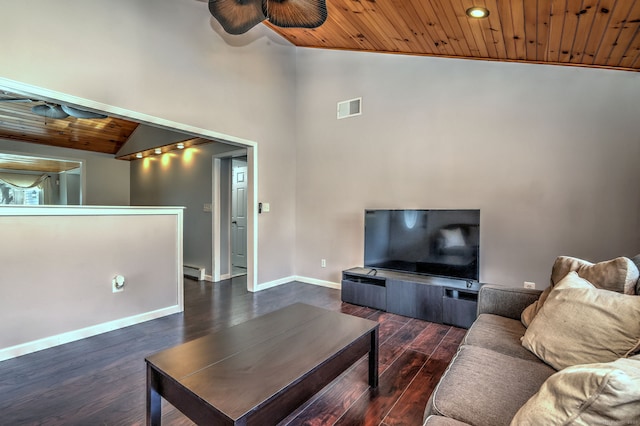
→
(423, 255, 640, 426)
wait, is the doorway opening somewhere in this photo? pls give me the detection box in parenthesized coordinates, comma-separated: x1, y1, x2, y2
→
(0, 79, 258, 292)
(213, 148, 255, 289)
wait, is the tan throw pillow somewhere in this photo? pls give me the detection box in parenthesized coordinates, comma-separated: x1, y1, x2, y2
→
(521, 285, 552, 328)
(551, 256, 639, 294)
(511, 358, 640, 426)
(522, 271, 640, 370)
(632, 254, 640, 294)
(521, 255, 640, 328)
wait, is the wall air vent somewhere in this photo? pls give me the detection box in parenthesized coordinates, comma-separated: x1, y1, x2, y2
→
(337, 97, 362, 119)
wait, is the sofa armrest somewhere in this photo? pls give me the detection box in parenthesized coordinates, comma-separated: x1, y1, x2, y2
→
(477, 285, 543, 321)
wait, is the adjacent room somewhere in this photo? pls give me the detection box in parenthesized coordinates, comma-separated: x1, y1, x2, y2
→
(1, 0, 639, 425)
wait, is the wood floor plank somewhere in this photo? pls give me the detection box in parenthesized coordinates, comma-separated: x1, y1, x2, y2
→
(408, 322, 450, 355)
(333, 349, 429, 426)
(347, 306, 379, 319)
(383, 324, 462, 425)
(443, 326, 467, 344)
(282, 358, 371, 426)
(0, 277, 461, 426)
(366, 311, 412, 325)
(382, 356, 451, 425)
(377, 319, 407, 345)
(338, 303, 368, 316)
(431, 335, 463, 363)
(378, 319, 433, 369)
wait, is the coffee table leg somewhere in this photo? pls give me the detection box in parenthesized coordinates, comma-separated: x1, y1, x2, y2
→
(369, 326, 379, 388)
(146, 364, 162, 426)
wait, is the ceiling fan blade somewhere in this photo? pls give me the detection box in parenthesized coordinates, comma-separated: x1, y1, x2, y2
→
(209, 0, 266, 35)
(0, 98, 36, 103)
(264, 0, 327, 28)
(61, 105, 108, 119)
(31, 104, 69, 119)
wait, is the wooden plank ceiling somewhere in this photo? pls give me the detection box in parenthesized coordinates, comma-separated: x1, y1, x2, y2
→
(0, 153, 80, 173)
(0, 91, 139, 155)
(267, 0, 640, 72)
(0, 1, 637, 161)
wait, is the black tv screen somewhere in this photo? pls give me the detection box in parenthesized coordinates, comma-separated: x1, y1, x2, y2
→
(364, 209, 480, 281)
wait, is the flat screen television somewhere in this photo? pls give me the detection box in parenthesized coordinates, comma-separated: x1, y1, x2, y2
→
(364, 209, 480, 281)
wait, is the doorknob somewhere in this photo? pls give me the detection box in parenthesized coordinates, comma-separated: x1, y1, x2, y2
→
(232, 220, 237, 224)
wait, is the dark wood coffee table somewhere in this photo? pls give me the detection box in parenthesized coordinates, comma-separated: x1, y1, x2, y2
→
(145, 303, 379, 425)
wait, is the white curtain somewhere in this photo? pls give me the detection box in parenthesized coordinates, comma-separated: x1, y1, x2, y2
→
(0, 172, 51, 205)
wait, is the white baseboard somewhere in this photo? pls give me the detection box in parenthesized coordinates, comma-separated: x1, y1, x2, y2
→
(0, 305, 182, 362)
(204, 274, 214, 282)
(1, 277, 340, 360)
(254, 275, 341, 292)
(254, 275, 297, 291)
(295, 276, 341, 289)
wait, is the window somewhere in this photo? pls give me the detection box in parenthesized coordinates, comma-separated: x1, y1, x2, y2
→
(0, 153, 82, 205)
(3, 186, 42, 205)
(0, 176, 46, 205)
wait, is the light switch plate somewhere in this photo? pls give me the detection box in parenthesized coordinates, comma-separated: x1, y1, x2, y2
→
(263, 203, 270, 212)
(203, 203, 212, 212)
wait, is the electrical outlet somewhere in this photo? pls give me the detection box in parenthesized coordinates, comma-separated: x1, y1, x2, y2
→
(321, 259, 326, 268)
(112, 275, 125, 293)
(524, 281, 536, 289)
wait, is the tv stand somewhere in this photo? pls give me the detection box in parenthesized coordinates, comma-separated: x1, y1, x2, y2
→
(341, 267, 483, 328)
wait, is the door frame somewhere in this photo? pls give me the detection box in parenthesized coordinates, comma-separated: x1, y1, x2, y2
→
(212, 148, 257, 291)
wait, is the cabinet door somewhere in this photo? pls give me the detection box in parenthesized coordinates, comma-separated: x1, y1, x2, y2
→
(415, 284, 444, 323)
(386, 280, 417, 317)
(442, 297, 477, 328)
(341, 280, 386, 310)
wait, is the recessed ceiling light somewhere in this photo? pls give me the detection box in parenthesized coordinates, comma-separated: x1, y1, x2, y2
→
(466, 6, 490, 18)
(177, 142, 185, 149)
(135, 153, 143, 159)
(155, 148, 162, 155)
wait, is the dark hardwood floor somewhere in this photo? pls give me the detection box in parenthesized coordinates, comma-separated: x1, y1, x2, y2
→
(0, 277, 463, 425)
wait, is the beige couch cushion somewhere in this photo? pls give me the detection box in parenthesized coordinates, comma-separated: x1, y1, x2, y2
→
(520, 285, 552, 327)
(511, 358, 640, 426)
(522, 272, 640, 370)
(521, 256, 639, 327)
(423, 415, 470, 426)
(463, 314, 540, 362)
(520, 255, 640, 327)
(429, 345, 555, 426)
(551, 255, 638, 294)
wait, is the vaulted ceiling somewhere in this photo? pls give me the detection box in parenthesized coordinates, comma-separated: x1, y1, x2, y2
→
(1, 0, 637, 161)
(268, 0, 640, 72)
(0, 91, 139, 155)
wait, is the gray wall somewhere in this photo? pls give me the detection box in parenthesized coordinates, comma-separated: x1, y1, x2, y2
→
(130, 142, 240, 275)
(66, 173, 81, 205)
(0, 209, 182, 358)
(0, 139, 130, 205)
(0, 0, 298, 285)
(294, 49, 640, 288)
(3, 0, 639, 291)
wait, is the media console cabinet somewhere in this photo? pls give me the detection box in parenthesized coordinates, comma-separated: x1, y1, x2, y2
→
(341, 267, 483, 328)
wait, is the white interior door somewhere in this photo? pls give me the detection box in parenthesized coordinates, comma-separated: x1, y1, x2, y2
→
(231, 160, 248, 272)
